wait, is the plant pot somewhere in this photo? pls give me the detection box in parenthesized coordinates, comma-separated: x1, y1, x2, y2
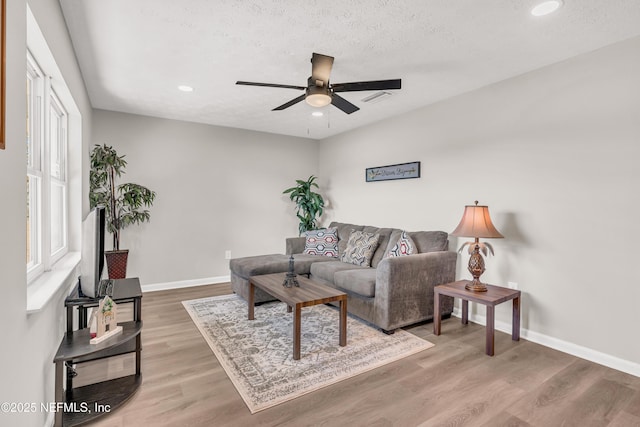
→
(105, 249, 129, 279)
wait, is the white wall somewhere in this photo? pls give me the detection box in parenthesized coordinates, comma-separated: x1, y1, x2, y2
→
(92, 110, 319, 285)
(0, 0, 94, 426)
(319, 36, 640, 371)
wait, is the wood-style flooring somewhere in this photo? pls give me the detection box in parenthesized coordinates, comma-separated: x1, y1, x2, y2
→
(77, 283, 640, 426)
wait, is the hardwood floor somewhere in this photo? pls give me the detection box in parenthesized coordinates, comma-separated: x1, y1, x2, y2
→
(77, 283, 640, 427)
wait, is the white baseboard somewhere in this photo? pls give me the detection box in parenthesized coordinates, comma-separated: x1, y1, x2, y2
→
(451, 307, 640, 378)
(142, 275, 230, 293)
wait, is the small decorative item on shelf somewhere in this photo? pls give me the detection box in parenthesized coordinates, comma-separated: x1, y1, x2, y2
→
(282, 255, 300, 288)
(90, 296, 123, 344)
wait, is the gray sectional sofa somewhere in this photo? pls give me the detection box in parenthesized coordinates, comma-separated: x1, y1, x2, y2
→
(230, 221, 457, 332)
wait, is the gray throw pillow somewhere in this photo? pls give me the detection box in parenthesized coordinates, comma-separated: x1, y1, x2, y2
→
(340, 230, 380, 267)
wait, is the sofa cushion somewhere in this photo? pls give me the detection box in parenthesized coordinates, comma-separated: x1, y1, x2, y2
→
(328, 222, 365, 255)
(334, 269, 377, 298)
(407, 231, 449, 253)
(230, 253, 335, 278)
(310, 260, 370, 284)
(362, 226, 396, 268)
(387, 230, 416, 257)
(340, 230, 380, 267)
(303, 227, 338, 257)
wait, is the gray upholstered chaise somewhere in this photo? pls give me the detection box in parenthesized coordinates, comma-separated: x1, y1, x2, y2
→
(229, 221, 457, 332)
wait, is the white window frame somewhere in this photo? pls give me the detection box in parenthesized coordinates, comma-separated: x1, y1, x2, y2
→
(27, 50, 69, 284)
(27, 52, 44, 280)
(48, 91, 69, 263)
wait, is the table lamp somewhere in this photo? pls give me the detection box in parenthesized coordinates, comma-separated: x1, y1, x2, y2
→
(451, 201, 504, 292)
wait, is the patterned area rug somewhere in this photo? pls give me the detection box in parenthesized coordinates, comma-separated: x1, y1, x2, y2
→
(182, 294, 434, 413)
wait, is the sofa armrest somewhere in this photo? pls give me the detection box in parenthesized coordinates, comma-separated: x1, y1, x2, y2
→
(286, 237, 306, 255)
(374, 251, 457, 330)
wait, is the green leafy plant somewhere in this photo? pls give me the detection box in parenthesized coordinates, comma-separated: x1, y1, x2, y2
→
(89, 144, 156, 250)
(283, 175, 325, 236)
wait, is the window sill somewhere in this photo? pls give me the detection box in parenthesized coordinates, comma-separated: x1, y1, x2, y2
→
(26, 251, 81, 314)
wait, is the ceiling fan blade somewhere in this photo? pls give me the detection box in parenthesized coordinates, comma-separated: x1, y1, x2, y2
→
(236, 81, 306, 91)
(273, 94, 306, 111)
(311, 53, 334, 86)
(331, 93, 359, 114)
(331, 79, 402, 92)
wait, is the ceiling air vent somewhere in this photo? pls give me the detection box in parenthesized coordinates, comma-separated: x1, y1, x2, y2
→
(362, 91, 392, 104)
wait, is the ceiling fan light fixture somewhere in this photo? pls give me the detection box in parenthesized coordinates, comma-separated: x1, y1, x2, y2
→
(531, 0, 563, 16)
(306, 93, 332, 107)
(305, 84, 332, 107)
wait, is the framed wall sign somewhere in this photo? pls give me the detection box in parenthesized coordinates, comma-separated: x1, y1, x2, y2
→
(366, 161, 421, 182)
(0, 0, 5, 150)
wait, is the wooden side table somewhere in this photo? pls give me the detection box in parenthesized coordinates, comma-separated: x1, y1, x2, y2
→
(54, 278, 143, 426)
(434, 280, 521, 356)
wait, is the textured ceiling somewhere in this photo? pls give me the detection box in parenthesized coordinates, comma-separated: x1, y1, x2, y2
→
(59, 0, 640, 140)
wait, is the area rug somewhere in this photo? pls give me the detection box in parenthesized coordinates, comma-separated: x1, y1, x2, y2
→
(182, 294, 434, 413)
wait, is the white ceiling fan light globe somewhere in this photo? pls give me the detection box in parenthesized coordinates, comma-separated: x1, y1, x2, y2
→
(306, 93, 332, 108)
(531, 0, 563, 16)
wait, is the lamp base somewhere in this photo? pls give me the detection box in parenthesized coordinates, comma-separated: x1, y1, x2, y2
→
(466, 243, 488, 292)
(465, 279, 488, 292)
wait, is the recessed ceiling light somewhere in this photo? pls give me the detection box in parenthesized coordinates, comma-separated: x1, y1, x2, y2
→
(178, 85, 194, 92)
(531, 0, 563, 16)
(311, 111, 324, 117)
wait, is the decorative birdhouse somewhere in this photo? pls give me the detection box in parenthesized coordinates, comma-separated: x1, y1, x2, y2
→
(97, 295, 118, 336)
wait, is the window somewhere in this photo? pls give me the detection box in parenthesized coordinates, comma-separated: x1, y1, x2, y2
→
(27, 51, 69, 283)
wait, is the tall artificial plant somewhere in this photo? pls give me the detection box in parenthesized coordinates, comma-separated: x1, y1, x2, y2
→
(283, 175, 325, 236)
(89, 144, 156, 251)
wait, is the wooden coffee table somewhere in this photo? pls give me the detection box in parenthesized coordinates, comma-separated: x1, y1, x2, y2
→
(248, 273, 347, 360)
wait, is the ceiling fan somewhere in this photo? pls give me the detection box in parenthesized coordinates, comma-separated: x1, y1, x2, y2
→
(236, 53, 401, 114)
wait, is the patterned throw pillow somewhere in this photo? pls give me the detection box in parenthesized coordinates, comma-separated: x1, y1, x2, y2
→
(340, 230, 380, 267)
(387, 230, 416, 257)
(303, 228, 339, 257)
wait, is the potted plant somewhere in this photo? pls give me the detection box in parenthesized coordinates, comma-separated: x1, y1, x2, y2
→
(283, 175, 325, 235)
(89, 144, 156, 279)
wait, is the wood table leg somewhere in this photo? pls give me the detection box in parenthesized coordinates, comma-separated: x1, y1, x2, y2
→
(248, 281, 255, 320)
(434, 290, 441, 335)
(293, 304, 301, 360)
(54, 361, 63, 427)
(339, 297, 347, 347)
(135, 334, 141, 376)
(486, 305, 495, 356)
(135, 297, 142, 322)
(462, 299, 469, 325)
(512, 296, 520, 341)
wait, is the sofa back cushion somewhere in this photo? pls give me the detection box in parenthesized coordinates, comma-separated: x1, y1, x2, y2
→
(407, 231, 449, 253)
